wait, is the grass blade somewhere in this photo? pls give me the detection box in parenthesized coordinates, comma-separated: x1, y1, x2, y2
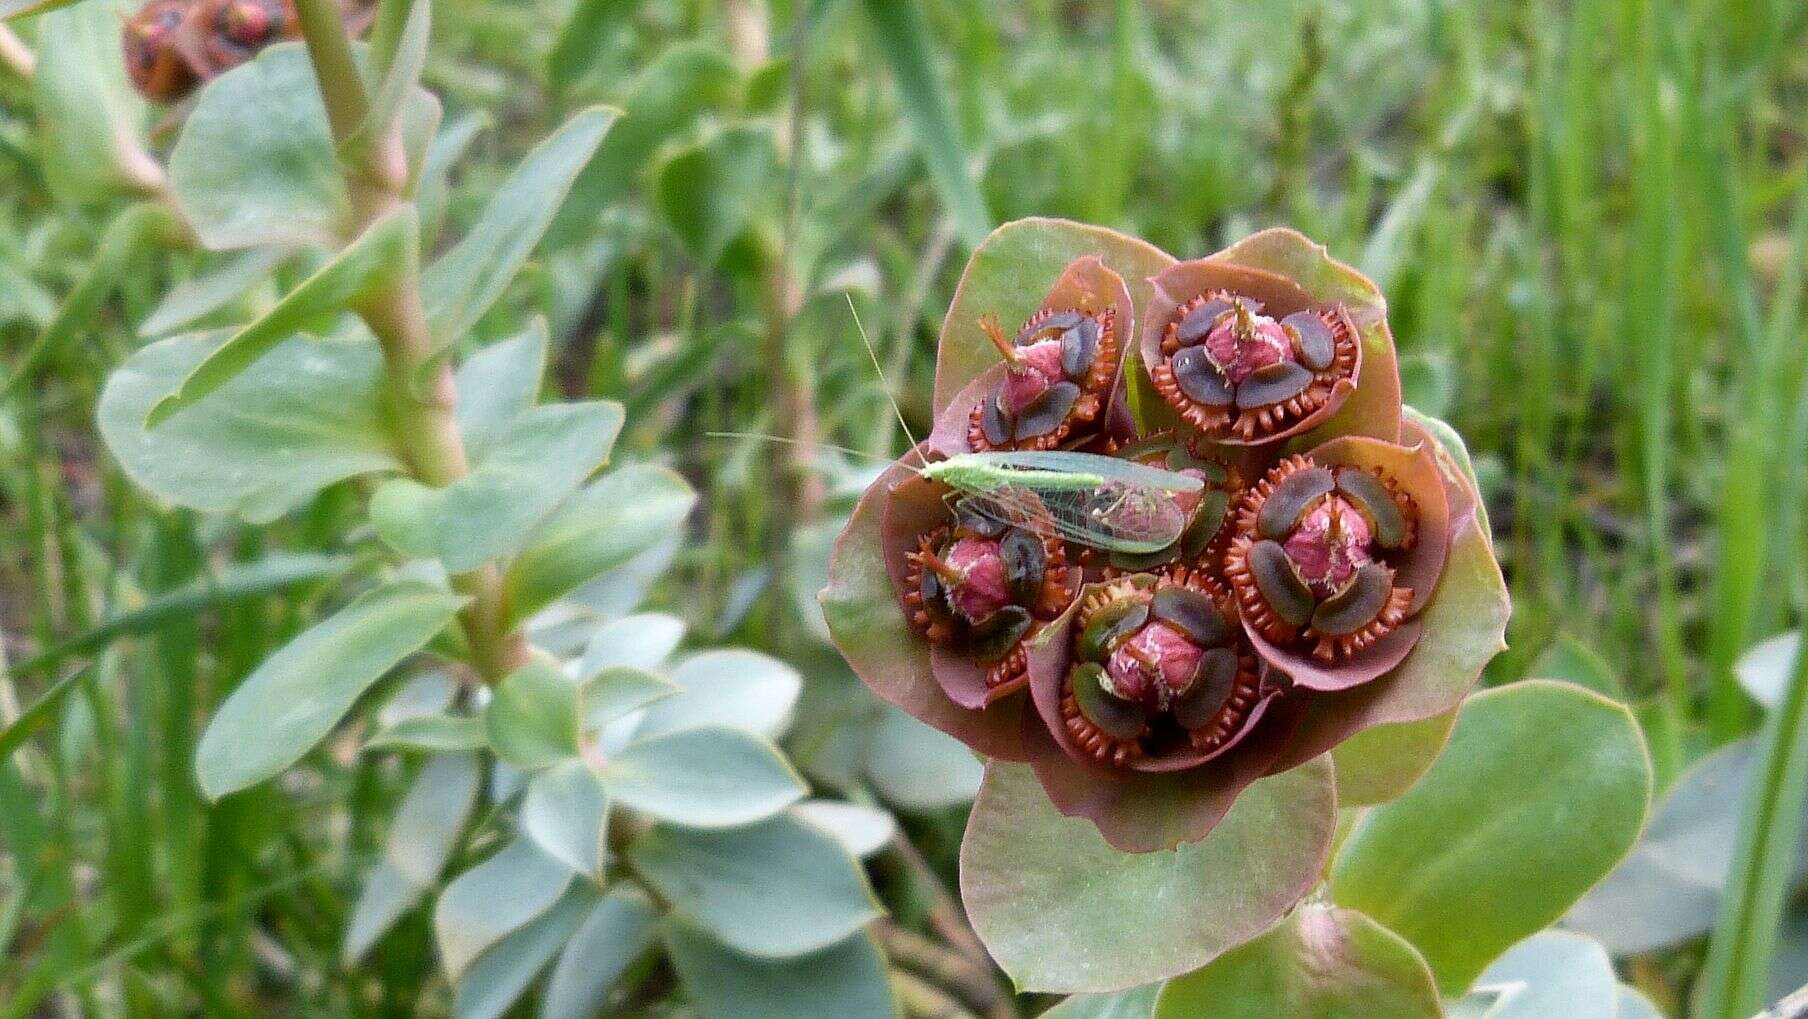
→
(1696, 636, 1808, 1016)
(857, 0, 991, 250)
(3, 551, 353, 678)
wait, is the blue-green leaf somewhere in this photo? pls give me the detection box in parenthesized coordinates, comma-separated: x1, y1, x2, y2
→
(663, 923, 898, 1019)
(344, 753, 480, 962)
(628, 814, 881, 957)
(452, 886, 596, 1019)
(372, 401, 624, 573)
(506, 463, 695, 620)
(435, 837, 574, 981)
(139, 248, 290, 339)
(170, 44, 349, 250)
(580, 665, 680, 730)
(579, 614, 687, 676)
(522, 760, 609, 879)
(863, 705, 982, 810)
(195, 582, 465, 799)
(540, 886, 660, 1019)
(632, 649, 799, 742)
(1042, 986, 1162, 1019)
(1738, 631, 1803, 710)
(423, 107, 618, 349)
(146, 207, 418, 427)
(98, 331, 400, 523)
(32, 0, 147, 204)
(455, 320, 548, 457)
(602, 727, 804, 829)
(790, 801, 896, 859)
(1472, 931, 1618, 1019)
(366, 714, 487, 753)
(486, 661, 581, 771)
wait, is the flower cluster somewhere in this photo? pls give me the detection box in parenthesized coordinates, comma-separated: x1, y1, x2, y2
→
(122, 0, 371, 102)
(825, 227, 1502, 852)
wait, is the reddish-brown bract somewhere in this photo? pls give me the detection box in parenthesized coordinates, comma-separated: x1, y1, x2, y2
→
(962, 256, 1136, 454)
(1141, 260, 1362, 445)
(824, 224, 1500, 853)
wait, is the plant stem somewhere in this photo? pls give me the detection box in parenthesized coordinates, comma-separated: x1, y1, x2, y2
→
(875, 921, 1014, 1019)
(293, 0, 524, 683)
(891, 969, 980, 1019)
(292, 0, 371, 143)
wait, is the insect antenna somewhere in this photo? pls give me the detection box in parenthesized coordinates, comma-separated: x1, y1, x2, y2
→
(705, 431, 892, 467)
(847, 293, 921, 453)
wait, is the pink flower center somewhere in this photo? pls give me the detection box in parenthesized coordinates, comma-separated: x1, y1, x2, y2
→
(944, 537, 1010, 623)
(1283, 496, 1374, 598)
(1104, 621, 1204, 708)
(224, 0, 274, 43)
(999, 340, 1067, 415)
(1204, 309, 1292, 384)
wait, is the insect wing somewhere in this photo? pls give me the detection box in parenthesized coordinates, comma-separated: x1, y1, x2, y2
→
(961, 482, 1188, 555)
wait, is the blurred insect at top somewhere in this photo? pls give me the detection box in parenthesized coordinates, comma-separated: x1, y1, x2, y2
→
(123, 0, 375, 102)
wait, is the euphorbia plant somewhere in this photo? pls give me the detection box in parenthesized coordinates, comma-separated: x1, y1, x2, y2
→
(85, 0, 896, 1013)
(824, 219, 1656, 1009)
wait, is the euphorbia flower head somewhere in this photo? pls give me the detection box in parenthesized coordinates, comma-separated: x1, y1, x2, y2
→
(823, 224, 1505, 854)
